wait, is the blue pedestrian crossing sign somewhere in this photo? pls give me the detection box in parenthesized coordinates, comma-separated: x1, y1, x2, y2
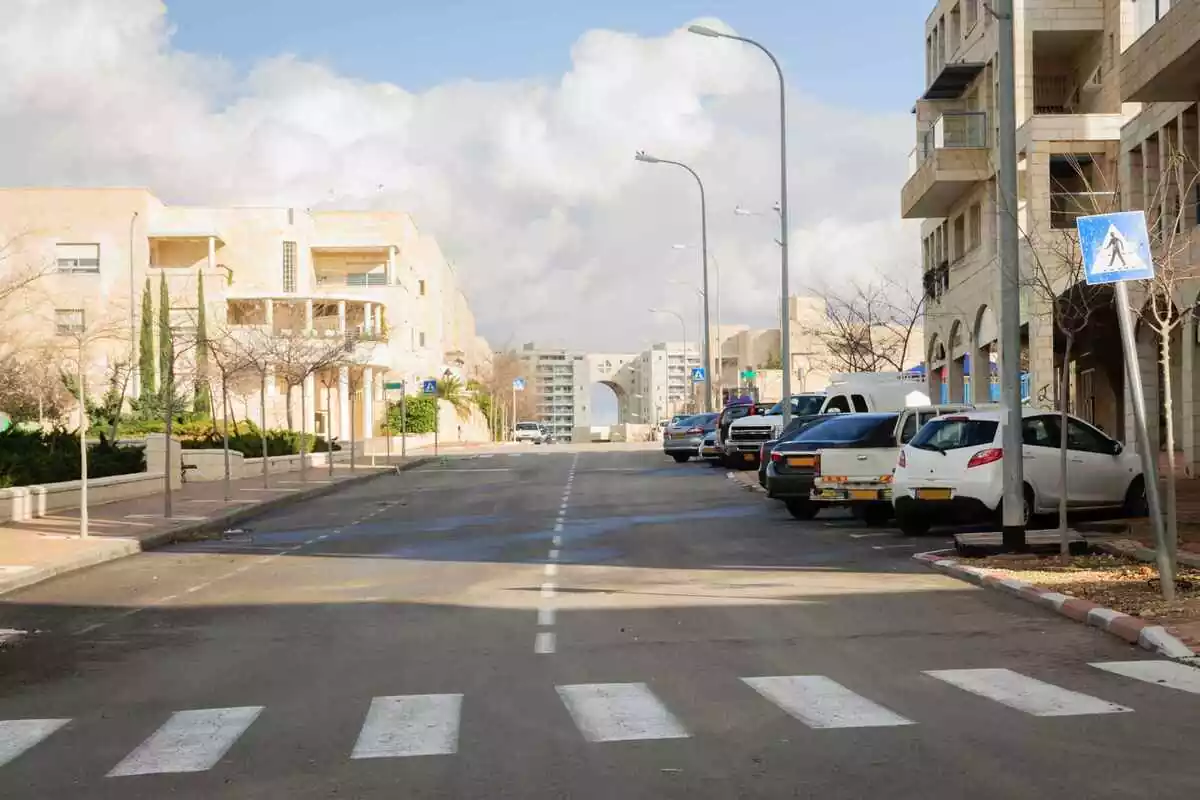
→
(691, 366, 706, 382)
(421, 379, 438, 395)
(1077, 211, 1154, 285)
(512, 378, 526, 391)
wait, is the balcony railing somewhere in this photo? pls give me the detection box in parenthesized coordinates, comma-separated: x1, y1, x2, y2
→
(909, 111, 988, 174)
(316, 273, 387, 287)
(1050, 191, 1119, 229)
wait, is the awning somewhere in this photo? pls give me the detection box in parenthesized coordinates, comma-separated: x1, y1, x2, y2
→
(922, 63, 985, 100)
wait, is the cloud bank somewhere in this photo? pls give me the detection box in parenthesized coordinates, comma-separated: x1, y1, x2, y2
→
(0, 0, 918, 351)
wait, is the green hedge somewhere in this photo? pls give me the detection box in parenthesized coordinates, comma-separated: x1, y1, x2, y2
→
(178, 427, 337, 458)
(385, 396, 437, 434)
(0, 429, 146, 489)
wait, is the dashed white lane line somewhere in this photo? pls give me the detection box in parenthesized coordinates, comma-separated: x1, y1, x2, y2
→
(544, 563, 558, 577)
(548, 549, 560, 560)
(552, 535, 562, 546)
(540, 583, 556, 598)
(553, 523, 563, 532)
(534, 631, 556, 654)
(538, 607, 556, 626)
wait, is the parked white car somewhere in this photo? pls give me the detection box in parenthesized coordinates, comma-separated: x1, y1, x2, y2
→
(514, 422, 546, 444)
(891, 408, 1146, 536)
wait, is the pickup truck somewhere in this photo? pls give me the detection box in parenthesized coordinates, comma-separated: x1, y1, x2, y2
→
(725, 394, 826, 468)
(810, 404, 972, 524)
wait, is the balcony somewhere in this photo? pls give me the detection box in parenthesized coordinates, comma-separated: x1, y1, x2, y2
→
(923, 62, 985, 101)
(1122, 0, 1200, 101)
(1049, 191, 1119, 229)
(901, 111, 992, 219)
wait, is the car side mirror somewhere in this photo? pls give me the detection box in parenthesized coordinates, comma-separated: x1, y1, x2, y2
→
(1111, 441, 1123, 456)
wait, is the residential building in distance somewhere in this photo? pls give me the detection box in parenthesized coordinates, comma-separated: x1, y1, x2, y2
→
(0, 188, 490, 440)
(516, 343, 590, 442)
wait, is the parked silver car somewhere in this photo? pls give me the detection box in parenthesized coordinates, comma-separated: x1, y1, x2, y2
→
(663, 413, 719, 463)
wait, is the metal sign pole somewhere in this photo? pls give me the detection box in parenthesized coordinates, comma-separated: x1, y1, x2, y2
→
(401, 381, 407, 458)
(1114, 281, 1174, 598)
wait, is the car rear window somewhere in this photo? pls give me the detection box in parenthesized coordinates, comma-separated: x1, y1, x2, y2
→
(911, 418, 999, 451)
(516, 423, 540, 431)
(791, 414, 898, 443)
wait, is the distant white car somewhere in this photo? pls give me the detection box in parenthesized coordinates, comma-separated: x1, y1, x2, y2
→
(514, 422, 546, 444)
(892, 408, 1145, 536)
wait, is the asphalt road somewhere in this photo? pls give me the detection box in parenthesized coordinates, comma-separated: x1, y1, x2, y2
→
(1, 446, 1198, 798)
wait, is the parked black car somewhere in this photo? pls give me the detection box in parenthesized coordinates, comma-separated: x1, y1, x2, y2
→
(765, 413, 901, 520)
(717, 401, 772, 468)
(757, 414, 841, 490)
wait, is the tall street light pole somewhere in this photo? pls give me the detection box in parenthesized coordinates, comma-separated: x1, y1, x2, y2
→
(636, 151, 713, 413)
(650, 307, 687, 417)
(674, 244, 723, 406)
(994, 0, 1026, 551)
(689, 25, 792, 427)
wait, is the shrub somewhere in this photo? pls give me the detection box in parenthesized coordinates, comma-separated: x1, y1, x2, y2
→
(178, 427, 336, 458)
(386, 396, 437, 434)
(0, 429, 146, 488)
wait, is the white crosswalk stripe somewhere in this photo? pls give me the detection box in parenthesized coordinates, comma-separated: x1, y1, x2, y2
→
(925, 668, 1132, 717)
(351, 694, 462, 759)
(556, 683, 690, 742)
(0, 719, 69, 768)
(1091, 660, 1200, 694)
(742, 676, 914, 729)
(107, 706, 264, 777)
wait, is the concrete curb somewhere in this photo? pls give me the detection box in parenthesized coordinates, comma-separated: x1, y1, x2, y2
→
(912, 549, 1196, 659)
(0, 459, 431, 597)
(1093, 537, 1200, 569)
(726, 470, 767, 494)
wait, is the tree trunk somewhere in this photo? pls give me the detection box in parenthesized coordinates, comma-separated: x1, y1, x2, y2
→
(1058, 335, 1072, 557)
(1160, 329, 1179, 579)
(285, 383, 295, 431)
(260, 370, 269, 489)
(221, 380, 232, 502)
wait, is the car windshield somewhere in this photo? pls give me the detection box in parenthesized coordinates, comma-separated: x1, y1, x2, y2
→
(516, 423, 540, 431)
(766, 395, 826, 416)
(910, 418, 1000, 451)
(791, 414, 897, 443)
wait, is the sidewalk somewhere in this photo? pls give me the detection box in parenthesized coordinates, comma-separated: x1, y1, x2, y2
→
(0, 457, 428, 596)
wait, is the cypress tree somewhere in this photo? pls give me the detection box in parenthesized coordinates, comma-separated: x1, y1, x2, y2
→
(139, 277, 155, 394)
(194, 270, 211, 415)
(159, 274, 173, 405)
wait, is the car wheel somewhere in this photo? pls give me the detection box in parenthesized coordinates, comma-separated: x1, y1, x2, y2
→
(672, 454, 690, 463)
(863, 504, 891, 527)
(895, 505, 930, 537)
(1123, 476, 1148, 517)
(785, 499, 817, 521)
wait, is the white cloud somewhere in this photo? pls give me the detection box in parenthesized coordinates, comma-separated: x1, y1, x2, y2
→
(0, 1, 919, 352)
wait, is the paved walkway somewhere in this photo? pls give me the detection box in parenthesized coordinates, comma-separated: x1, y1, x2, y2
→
(0, 458, 425, 596)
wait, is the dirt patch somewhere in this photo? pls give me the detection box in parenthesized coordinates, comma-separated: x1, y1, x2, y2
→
(960, 553, 1200, 626)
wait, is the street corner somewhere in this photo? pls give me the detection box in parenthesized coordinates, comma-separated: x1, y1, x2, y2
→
(912, 550, 1199, 660)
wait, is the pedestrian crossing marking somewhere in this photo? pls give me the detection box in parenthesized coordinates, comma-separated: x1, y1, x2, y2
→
(925, 668, 1132, 717)
(742, 676, 914, 729)
(1091, 660, 1200, 695)
(556, 683, 690, 742)
(107, 706, 263, 777)
(0, 719, 69, 768)
(351, 694, 462, 759)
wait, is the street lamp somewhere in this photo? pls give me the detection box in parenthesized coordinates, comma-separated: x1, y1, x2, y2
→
(635, 151, 713, 413)
(649, 307, 687, 419)
(670, 244, 723, 404)
(689, 25, 792, 426)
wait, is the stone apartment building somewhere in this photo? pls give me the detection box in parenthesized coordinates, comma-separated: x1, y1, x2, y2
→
(905, 0, 1200, 470)
(0, 188, 491, 441)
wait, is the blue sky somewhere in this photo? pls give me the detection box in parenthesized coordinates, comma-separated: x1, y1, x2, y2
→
(167, 0, 927, 113)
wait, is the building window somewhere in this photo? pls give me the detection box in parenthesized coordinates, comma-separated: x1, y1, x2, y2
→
(55, 308, 85, 335)
(282, 241, 297, 293)
(418, 279, 426, 296)
(952, 214, 966, 261)
(56, 243, 100, 273)
(968, 203, 983, 250)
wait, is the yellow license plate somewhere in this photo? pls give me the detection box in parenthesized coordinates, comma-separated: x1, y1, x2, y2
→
(744, 453, 755, 462)
(850, 489, 879, 501)
(916, 488, 952, 501)
(787, 456, 814, 467)
(820, 489, 842, 499)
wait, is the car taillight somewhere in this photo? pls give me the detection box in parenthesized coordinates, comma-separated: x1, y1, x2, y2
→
(897, 450, 907, 468)
(771, 450, 783, 463)
(813, 454, 821, 475)
(967, 448, 1003, 468)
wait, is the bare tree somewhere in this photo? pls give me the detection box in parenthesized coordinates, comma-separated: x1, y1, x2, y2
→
(233, 328, 281, 489)
(1130, 146, 1200, 584)
(803, 276, 925, 374)
(1020, 154, 1119, 554)
(270, 333, 351, 484)
(203, 323, 260, 501)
